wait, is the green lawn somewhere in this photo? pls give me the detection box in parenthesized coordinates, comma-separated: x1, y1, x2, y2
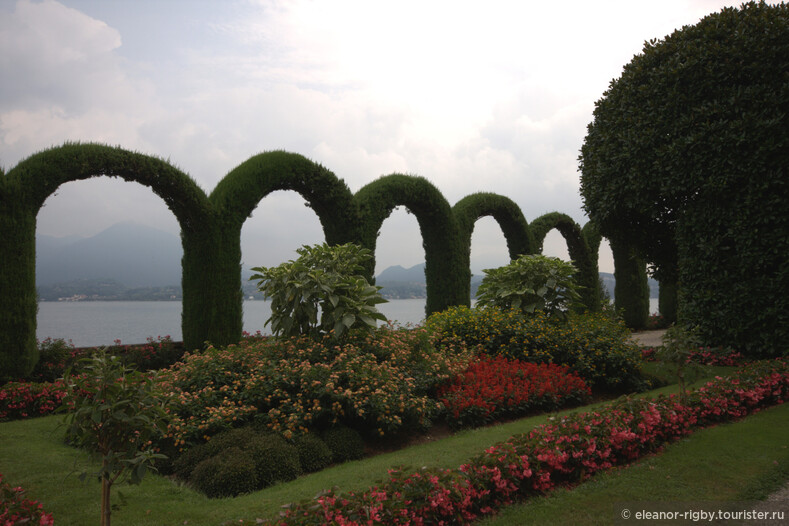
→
(1, 369, 786, 525)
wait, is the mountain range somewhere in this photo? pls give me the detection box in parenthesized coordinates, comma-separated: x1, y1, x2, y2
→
(35, 222, 657, 300)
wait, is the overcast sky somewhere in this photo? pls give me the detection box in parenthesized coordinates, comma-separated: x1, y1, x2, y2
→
(1, 0, 743, 275)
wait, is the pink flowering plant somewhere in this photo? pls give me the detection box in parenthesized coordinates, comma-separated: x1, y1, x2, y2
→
(265, 358, 788, 525)
(0, 380, 68, 422)
(0, 473, 54, 526)
(157, 327, 473, 446)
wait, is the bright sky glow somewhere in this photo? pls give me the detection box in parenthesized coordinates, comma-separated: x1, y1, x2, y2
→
(0, 0, 744, 275)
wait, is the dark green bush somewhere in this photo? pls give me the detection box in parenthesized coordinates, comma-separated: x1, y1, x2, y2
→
(426, 306, 646, 392)
(250, 434, 302, 486)
(321, 425, 366, 463)
(190, 447, 258, 499)
(294, 433, 333, 473)
(175, 426, 302, 493)
(29, 338, 78, 382)
(580, 2, 789, 356)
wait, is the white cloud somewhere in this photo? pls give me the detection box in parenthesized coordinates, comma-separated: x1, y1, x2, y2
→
(1, 0, 744, 276)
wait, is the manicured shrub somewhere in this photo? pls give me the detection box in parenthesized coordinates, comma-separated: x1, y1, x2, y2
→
(190, 447, 259, 499)
(157, 327, 471, 445)
(250, 434, 303, 486)
(321, 425, 365, 463)
(438, 357, 591, 429)
(580, 2, 789, 356)
(175, 427, 302, 492)
(426, 306, 644, 391)
(294, 433, 333, 473)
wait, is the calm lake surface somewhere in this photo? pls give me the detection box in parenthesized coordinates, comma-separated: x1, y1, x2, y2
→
(36, 299, 429, 347)
(36, 298, 660, 348)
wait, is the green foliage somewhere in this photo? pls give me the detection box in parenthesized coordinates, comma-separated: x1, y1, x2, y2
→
(426, 306, 645, 392)
(610, 238, 650, 329)
(294, 433, 333, 473)
(655, 325, 707, 404)
(354, 174, 468, 314)
(580, 2, 789, 356)
(31, 338, 76, 383)
(476, 255, 582, 320)
(176, 427, 302, 497)
(321, 425, 366, 463)
(190, 447, 258, 499)
(251, 434, 303, 486)
(529, 213, 600, 311)
(62, 350, 171, 526)
(250, 243, 388, 341)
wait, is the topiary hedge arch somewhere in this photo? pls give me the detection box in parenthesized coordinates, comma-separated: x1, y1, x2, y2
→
(192, 151, 358, 350)
(529, 212, 602, 313)
(452, 192, 537, 300)
(0, 143, 211, 380)
(2, 143, 658, 377)
(353, 174, 468, 315)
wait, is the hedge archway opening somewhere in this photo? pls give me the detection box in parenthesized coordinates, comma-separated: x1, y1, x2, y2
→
(1, 143, 211, 380)
(354, 174, 466, 316)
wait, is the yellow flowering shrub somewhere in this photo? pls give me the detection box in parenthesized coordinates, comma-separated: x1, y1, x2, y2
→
(156, 327, 472, 446)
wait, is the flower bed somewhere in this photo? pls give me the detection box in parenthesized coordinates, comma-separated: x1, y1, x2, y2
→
(0, 473, 53, 526)
(267, 358, 789, 525)
(157, 328, 473, 446)
(641, 346, 746, 366)
(0, 380, 68, 422)
(438, 357, 591, 429)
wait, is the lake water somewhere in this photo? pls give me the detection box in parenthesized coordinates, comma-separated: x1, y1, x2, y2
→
(36, 298, 660, 348)
(36, 299, 429, 347)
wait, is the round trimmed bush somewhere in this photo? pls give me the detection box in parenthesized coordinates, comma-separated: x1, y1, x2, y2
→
(321, 425, 365, 463)
(294, 433, 333, 473)
(190, 447, 258, 498)
(248, 433, 302, 486)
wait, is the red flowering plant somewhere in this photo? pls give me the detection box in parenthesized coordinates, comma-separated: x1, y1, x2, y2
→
(265, 358, 788, 525)
(437, 356, 591, 429)
(0, 380, 69, 422)
(0, 473, 54, 526)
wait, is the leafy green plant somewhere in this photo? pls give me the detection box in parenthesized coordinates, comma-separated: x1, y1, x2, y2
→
(250, 243, 388, 341)
(62, 351, 171, 526)
(476, 254, 582, 320)
(655, 325, 707, 404)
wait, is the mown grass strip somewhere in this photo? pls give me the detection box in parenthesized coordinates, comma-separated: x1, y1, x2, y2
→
(477, 403, 789, 526)
(0, 367, 760, 526)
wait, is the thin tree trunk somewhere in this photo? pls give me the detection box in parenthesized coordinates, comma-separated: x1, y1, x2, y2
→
(101, 464, 112, 526)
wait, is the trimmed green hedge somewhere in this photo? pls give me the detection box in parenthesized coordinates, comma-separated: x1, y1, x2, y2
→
(3, 144, 653, 375)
